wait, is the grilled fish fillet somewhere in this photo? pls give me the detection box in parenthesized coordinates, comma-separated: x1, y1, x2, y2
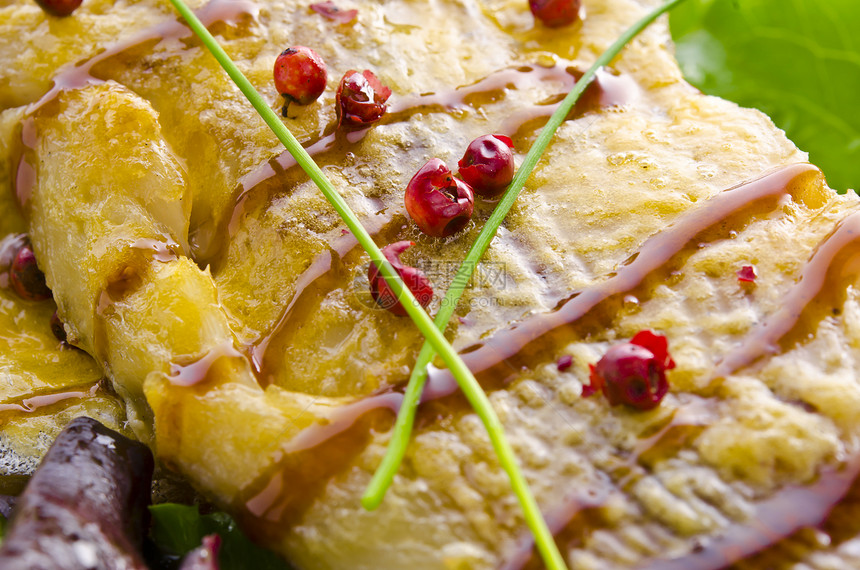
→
(3, 0, 860, 568)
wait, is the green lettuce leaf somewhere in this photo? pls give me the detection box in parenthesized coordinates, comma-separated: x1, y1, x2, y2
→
(670, 0, 860, 192)
(148, 503, 290, 569)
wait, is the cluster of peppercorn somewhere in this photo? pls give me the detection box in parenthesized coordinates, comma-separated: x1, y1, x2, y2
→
(272, 48, 519, 315)
(25, 0, 674, 420)
(273, 46, 391, 127)
(365, 134, 516, 317)
(358, 0, 586, 313)
(405, 134, 516, 238)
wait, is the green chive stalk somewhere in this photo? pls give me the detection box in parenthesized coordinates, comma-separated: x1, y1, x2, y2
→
(166, 0, 570, 568)
(362, 0, 689, 512)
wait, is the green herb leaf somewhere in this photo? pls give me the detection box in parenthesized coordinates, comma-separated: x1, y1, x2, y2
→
(149, 503, 290, 569)
(670, 0, 860, 192)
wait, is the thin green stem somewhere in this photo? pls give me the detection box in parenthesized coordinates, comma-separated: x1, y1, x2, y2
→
(166, 1, 567, 569)
(363, 0, 689, 520)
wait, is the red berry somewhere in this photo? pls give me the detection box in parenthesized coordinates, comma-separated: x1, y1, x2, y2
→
(50, 311, 67, 342)
(35, 0, 82, 16)
(458, 134, 515, 198)
(557, 354, 573, 371)
(585, 331, 675, 410)
(404, 158, 475, 238)
(529, 0, 581, 28)
(737, 265, 757, 283)
(10, 242, 51, 301)
(273, 47, 328, 105)
(368, 241, 434, 316)
(336, 70, 392, 128)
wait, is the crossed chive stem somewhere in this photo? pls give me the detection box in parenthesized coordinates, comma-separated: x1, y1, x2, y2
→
(166, 0, 688, 568)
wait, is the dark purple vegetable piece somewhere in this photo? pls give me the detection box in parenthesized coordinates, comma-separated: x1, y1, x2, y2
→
(0, 495, 16, 518)
(0, 416, 154, 569)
